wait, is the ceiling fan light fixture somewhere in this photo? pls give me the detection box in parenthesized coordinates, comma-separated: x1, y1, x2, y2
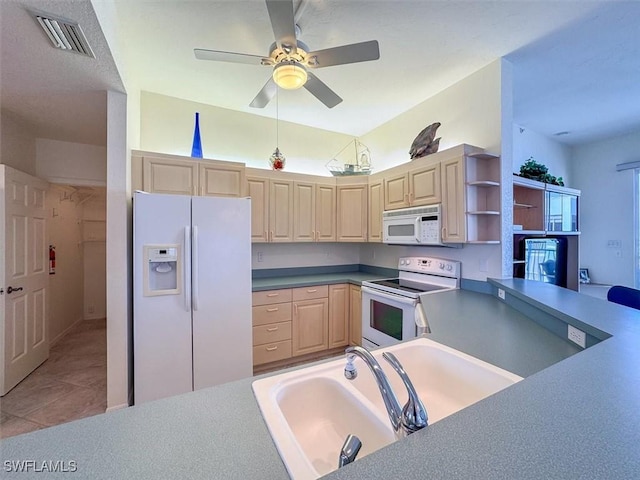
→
(272, 62, 307, 90)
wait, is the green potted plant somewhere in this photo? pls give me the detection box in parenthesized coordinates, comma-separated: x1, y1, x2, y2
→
(518, 157, 564, 186)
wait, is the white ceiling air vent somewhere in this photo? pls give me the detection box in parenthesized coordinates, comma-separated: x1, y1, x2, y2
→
(30, 10, 95, 58)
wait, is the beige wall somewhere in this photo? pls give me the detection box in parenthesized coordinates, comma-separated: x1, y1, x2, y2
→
(139, 92, 353, 177)
(48, 185, 85, 344)
(571, 129, 640, 287)
(360, 60, 504, 172)
(36, 139, 107, 186)
(360, 60, 508, 280)
(137, 61, 509, 281)
(82, 190, 107, 319)
(1, 110, 37, 176)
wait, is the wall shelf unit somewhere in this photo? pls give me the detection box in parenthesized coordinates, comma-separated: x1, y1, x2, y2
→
(464, 151, 501, 244)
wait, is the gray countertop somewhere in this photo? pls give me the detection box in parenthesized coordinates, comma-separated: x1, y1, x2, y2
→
(3, 278, 640, 479)
(252, 272, 385, 291)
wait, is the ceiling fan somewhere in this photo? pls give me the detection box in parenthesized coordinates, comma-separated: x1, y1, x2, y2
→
(194, 0, 380, 109)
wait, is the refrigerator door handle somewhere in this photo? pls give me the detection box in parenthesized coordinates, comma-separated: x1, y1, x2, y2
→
(184, 226, 191, 312)
(192, 225, 200, 311)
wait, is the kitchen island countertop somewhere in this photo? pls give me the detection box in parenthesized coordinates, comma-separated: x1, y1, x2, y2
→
(3, 279, 640, 479)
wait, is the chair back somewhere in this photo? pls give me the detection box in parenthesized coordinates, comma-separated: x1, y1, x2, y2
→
(607, 285, 640, 311)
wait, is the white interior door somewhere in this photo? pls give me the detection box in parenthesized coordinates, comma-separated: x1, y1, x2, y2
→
(1, 165, 49, 396)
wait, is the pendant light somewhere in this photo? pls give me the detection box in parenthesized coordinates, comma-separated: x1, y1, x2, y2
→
(269, 89, 286, 170)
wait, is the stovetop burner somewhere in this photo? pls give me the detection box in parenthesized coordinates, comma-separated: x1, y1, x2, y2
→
(367, 278, 450, 295)
(362, 256, 462, 299)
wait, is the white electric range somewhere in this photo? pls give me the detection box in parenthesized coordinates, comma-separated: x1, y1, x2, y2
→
(361, 256, 461, 348)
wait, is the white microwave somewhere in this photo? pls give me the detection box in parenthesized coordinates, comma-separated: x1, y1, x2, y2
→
(382, 204, 444, 245)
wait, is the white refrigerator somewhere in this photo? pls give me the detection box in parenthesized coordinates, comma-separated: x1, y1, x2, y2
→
(133, 192, 252, 404)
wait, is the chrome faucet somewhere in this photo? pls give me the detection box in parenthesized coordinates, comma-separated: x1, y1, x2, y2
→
(344, 346, 428, 439)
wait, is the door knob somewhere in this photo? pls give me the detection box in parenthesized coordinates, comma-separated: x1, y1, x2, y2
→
(7, 286, 23, 294)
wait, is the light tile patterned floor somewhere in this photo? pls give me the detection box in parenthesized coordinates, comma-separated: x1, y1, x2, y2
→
(0, 318, 106, 440)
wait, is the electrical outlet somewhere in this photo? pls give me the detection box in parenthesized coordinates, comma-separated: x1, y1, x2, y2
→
(88, 306, 95, 314)
(257, 252, 264, 262)
(568, 325, 586, 348)
(498, 289, 506, 300)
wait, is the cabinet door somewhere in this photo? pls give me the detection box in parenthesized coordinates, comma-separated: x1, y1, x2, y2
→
(142, 156, 198, 195)
(545, 190, 579, 232)
(349, 285, 362, 346)
(292, 298, 329, 356)
(246, 176, 269, 243)
(409, 163, 440, 206)
(337, 185, 368, 242)
(384, 173, 409, 210)
(199, 163, 245, 197)
(269, 179, 294, 242)
(368, 181, 384, 242)
(329, 284, 349, 348)
(315, 183, 336, 242)
(441, 157, 466, 242)
(293, 182, 315, 242)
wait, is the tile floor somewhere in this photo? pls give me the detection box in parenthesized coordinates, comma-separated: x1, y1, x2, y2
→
(0, 318, 107, 440)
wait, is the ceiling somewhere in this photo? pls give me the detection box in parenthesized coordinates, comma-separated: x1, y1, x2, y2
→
(2, 0, 640, 148)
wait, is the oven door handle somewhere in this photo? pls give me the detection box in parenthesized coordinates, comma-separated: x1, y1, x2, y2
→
(362, 286, 419, 306)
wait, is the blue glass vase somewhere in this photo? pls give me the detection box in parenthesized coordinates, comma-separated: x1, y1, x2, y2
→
(191, 112, 203, 158)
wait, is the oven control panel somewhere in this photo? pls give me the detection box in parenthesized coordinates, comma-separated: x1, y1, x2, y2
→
(398, 256, 460, 278)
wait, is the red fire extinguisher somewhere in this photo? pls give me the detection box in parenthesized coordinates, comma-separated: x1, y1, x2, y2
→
(49, 245, 56, 275)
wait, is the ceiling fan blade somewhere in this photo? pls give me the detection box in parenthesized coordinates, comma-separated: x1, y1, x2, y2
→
(265, 0, 297, 53)
(250, 77, 278, 108)
(307, 40, 380, 68)
(304, 72, 342, 108)
(194, 48, 265, 66)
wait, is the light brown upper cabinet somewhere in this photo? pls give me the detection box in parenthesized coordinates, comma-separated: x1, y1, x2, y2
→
(245, 174, 294, 243)
(246, 176, 270, 243)
(293, 182, 336, 242)
(441, 151, 501, 244)
(141, 155, 198, 196)
(337, 183, 368, 242)
(198, 162, 245, 197)
(368, 175, 384, 242)
(269, 178, 294, 242)
(384, 162, 440, 210)
(132, 151, 245, 197)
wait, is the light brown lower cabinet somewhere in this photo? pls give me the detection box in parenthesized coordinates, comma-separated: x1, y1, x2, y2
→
(329, 284, 350, 348)
(349, 285, 362, 346)
(252, 289, 293, 366)
(252, 283, 361, 366)
(292, 286, 329, 356)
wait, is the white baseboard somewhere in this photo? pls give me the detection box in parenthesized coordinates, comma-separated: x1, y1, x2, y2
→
(50, 317, 84, 347)
(106, 403, 128, 413)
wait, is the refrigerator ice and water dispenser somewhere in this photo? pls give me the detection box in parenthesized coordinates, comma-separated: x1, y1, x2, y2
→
(143, 245, 181, 296)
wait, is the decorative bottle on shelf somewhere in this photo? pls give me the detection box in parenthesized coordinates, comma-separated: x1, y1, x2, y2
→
(191, 112, 203, 158)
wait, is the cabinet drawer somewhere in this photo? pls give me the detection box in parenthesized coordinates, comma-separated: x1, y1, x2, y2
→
(252, 303, 292, 326)
(253, 321, 292, 346)
(252, 289, 292, 306)
(292, 285, 328, 301)
(253, 340, 292, 365)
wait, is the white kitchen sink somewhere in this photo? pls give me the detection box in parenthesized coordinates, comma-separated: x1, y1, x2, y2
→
(252, 337, 522, 480)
